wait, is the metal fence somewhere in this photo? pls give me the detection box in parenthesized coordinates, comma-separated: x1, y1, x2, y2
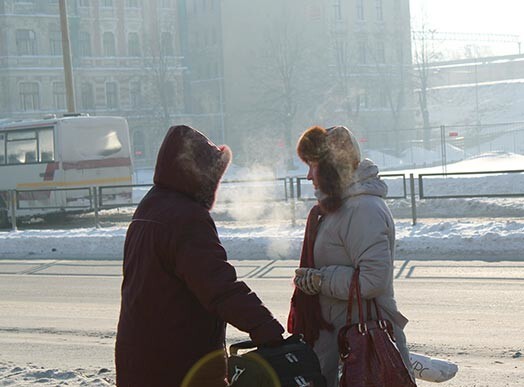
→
(1, 168, 523, 230)
(359, 121, 524, 171)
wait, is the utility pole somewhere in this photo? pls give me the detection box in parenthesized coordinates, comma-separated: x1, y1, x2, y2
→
(59, 0, 76, 113)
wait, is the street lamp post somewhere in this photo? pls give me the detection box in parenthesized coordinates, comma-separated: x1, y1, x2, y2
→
(59, 0, 76, 113)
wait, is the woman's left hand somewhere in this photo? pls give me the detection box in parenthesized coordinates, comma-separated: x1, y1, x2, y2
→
(294, 268, 322, 295)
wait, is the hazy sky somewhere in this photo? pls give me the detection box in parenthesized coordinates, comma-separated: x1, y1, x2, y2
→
(410, 0, 523, 56)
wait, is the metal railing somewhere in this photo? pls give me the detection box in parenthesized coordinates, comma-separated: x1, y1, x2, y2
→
(1, 169, 523, 230)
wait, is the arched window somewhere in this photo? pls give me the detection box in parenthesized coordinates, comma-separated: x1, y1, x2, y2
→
(103, 32, 116, 56)
(106, 82, 119, 109)
(128, 32, 141, 56)
(132, 130, 146, 159)
(53, 82, 66, 110)
(16, 29, 37, 55)
(161, 32, 174, 56)
(19, 82, 40, 111)
(79, 31, 92, 56)
(49, 25, 62, 55)
(80, 82, 94, 109)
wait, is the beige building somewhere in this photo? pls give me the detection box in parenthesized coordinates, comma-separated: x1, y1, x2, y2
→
(0, 0, 184, 168)
(1, 0, 414, 167)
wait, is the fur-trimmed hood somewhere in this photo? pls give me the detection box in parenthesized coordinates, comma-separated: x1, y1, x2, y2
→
(298, 125, 385, 212)
(153, 125, 232, 210)
(315, 158, 387, 202)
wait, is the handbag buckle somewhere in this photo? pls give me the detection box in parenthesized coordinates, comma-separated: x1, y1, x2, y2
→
(358, 323, 368, 335)
(379, 320, 387, 330)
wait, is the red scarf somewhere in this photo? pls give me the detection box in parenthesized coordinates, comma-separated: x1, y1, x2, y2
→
(287, 204, 334, 345)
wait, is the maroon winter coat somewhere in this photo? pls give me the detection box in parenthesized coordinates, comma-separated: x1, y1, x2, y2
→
(115, 126, 284, 386)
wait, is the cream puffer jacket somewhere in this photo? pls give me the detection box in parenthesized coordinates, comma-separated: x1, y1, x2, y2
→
(312, 159, 413, 387)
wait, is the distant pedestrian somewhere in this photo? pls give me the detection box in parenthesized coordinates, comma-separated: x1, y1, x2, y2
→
(288, 125, 414, 386)
(115, 125, 284, 386)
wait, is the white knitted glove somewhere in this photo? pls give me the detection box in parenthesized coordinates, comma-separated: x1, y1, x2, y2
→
(294, 268, 322, 295)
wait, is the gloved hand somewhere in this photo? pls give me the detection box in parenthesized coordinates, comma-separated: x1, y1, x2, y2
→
(293, 268, 322, 295)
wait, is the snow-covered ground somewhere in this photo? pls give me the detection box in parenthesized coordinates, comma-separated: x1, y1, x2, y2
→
(0, 152, 523, 386)
(2, 151, 523, 262)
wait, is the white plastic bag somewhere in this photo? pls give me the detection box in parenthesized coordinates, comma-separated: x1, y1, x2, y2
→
(409, 352, 459, 383)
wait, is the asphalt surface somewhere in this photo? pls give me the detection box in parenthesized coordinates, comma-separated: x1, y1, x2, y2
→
(0, 259, 523, 386)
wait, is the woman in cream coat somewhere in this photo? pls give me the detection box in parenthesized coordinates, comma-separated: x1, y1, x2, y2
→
(289, 126, 414, 387)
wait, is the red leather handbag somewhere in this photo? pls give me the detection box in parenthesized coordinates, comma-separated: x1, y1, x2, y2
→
(338, 268, 417, 387)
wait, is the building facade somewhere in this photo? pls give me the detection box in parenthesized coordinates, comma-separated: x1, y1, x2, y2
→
(0, 0, 184, 168)
(1, 0, 414, 168)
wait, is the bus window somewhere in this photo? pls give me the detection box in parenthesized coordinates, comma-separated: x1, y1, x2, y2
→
(0, 134, 5, 164)
(38, 128, 55, 162)
(7, 131, 37, 164)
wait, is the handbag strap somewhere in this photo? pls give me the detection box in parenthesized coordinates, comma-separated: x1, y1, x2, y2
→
(346, 268, 364, 326)
(346, 268, 383, 326)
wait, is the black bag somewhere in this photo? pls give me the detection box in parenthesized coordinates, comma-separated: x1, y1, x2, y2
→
(227, 334, 326, 387)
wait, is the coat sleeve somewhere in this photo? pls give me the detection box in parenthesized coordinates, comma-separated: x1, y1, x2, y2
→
(319, 200, 393, 300)
(173, 213, 284, 344)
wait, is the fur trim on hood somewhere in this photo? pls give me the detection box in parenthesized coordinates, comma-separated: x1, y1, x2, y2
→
(153, 125, 232, 210)
(297, 125, 362, 212)
(315, 158, 388, 203)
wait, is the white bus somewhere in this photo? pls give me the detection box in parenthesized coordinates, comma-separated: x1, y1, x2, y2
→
(0, 115, 133, 226)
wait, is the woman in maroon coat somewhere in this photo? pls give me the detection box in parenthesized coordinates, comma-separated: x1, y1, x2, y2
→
(115, 125, 284, 386)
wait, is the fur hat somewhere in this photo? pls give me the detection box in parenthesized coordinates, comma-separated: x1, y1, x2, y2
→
(297, 125, 361, 212)
(153, 125, 232, 209)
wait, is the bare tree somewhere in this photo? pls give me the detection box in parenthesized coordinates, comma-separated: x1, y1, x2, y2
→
(412, 26, 443, 149)
(142, 29, 182, 132)
(247, 21, 321, 168)
(368, 36, 410, 154)
(327, 32, 359, 125)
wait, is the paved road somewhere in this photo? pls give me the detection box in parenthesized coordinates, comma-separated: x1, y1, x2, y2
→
(0, 259, 523, 386)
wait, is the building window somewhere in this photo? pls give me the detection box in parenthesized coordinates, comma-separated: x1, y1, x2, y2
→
(53, 82, 66, 110)
(16, 29, 37, 55)
(376, 0, 383, 21)
(358, 91, 368, 109)
(358, 41, 367, 64)
(394, 0, 401, 14)
(101, 0, 113, 7)
(161, 32, 174, 56)
(376, 41, 385, 63)
(79, 0, 89, 7)
(128, 33, 141, 56)
(103, 32, 116, 56)
(333, 0, 342, 20)
(79, 31, 92, 56)
(80, 82, 94, 109)
(129, 81, 142, 108)
(132, 130, 145, 159)
(19, 82, 40, 111)
(379, 90, 388, 108)
(356, 0, 364, 21)
(106, 82, 119, 109)
(126, 0, 139, 7)
(49, 27, 62, 56)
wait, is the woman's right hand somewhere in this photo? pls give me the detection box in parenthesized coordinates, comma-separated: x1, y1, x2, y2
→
(294, 268, 322, 295)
